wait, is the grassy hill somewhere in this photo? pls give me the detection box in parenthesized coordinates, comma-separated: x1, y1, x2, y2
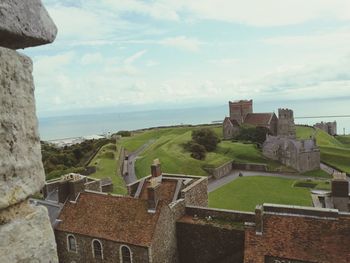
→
(120, 125, 292, 179)
(88, 143, 127, 195)
(296, 126, 350, 173)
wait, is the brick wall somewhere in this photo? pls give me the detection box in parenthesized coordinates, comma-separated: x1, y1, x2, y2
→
(55, 231, 149, 263)
(244, 207, 350, 263)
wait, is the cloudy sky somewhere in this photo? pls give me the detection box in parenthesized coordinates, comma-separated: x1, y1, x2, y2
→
(24, 0, 350, 117)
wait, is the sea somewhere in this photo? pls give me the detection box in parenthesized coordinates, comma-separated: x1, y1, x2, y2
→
(38, 98, 350, 141)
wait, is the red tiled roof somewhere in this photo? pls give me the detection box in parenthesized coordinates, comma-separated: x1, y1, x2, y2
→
(55, 192, 161, 247)
(244, 113, 274, 126)
(140, 179, 178, 203)
(224, 117, 239, 126)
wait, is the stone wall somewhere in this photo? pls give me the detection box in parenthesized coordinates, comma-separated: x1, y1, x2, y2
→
(244, 205, 350, 263)
(180, 177, 208, 207)
(232, 162, 267, 172)
(177, 219, 245, 263)
(150, 200, 186, 263)
(0, 1, 58, 261)
(55, 231, 149, 263)
(210, 161, 233, 179)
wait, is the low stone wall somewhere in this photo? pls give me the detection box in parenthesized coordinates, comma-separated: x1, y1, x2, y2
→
(84, 180, 101, 192)
(211, 161, 233, 179)
(118, 146, 126, 175)
(185, 206, 255, 223)
(233, 162, 267, 172)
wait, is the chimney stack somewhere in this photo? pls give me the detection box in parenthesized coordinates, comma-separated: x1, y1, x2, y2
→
(151, 159, 162, 178)
(147, 183, 160, 212)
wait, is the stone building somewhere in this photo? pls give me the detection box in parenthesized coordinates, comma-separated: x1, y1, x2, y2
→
(223, 100, 278, 139)
(262, 108, 321, 172)
(0, 1, 59, 262)
(263, 136, 320, 172)
(54, 161, 208, 263)
(314, 121, 337, 135)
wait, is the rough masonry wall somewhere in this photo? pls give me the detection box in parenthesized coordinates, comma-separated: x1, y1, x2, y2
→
(0, 1, 58, 261)
(151, 200, 186, 263)
(181, 177, 208, 207)
(244, 214, 350, 263)
(55, 231, 149, 263)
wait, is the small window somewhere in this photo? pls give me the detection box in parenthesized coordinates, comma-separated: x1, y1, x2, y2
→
(67, 235, 77, 252)
(121, 245, 132, 263)
(92, 239, 103, 259)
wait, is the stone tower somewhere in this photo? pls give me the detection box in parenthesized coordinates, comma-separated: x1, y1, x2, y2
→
(277, 108, 296, 138)
(229, 99, 253, 124)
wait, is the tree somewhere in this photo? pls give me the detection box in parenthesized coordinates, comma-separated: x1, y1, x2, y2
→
(192, 128, 220, 151)
(184, 141, 206, 160)
(235, 125, 270, 145)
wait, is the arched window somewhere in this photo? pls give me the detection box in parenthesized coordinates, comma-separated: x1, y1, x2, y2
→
(120, 245, 132, 263)
(67, 234, 77, 252)
(92, 239, 103, 259)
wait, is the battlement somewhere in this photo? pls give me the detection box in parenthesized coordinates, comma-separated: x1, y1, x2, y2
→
(278, 108, 294, 118)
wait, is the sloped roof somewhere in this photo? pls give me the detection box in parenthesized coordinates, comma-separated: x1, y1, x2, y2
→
(224, 117, 239, 126)
(140, 179, 178, 204)
(244, 113, 275, 126)
(55, 192, 161, 247)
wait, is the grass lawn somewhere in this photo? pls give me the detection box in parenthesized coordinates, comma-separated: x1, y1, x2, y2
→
(209, 176, 322, 212)
(296, 126, 350, 173)
(88, 143, 127, 195)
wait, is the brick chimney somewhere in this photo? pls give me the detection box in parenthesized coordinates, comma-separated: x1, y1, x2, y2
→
(332, 173, 349, 198)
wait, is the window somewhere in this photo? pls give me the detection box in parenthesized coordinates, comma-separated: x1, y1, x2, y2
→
(67, 235, 77, 252)
(92, 239, 103, 259)
(120, 245, 132, 263)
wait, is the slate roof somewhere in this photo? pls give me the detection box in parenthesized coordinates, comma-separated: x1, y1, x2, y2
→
(29, 199, 62, 226)
(244, 113, 275, 126)
(55, 192, 162, 247)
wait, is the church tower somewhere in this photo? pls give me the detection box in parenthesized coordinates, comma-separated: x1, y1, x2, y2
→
(229, 99, 253, 124)
(278, 108, 296, 138)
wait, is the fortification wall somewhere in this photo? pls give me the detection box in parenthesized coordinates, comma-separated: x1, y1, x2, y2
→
(0, 1, 58, 261)
(180, 177, 208, 207)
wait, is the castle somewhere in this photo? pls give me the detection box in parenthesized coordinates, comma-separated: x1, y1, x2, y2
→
(223, 100, 321, 172)
(35, 161, 350, 263)
(314, 121, 337, 136)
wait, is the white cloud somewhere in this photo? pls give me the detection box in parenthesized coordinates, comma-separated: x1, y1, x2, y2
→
(160, 36, 201, 52)
(124, 50, 147, 64)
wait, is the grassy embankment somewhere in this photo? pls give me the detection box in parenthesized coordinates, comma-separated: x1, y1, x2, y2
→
(209, 176, 330, 212)
(120, 126, 293, 179)
(88, 142, 127, 195)
(296, 126, 350, 174)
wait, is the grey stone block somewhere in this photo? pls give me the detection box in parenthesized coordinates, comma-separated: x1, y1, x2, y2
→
(0, 47, 45, 209)
(0, 201, 58, 262)
(0, 0, 57, 49)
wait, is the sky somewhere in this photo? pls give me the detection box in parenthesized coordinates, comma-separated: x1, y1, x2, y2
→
(24, 0, 350, 117)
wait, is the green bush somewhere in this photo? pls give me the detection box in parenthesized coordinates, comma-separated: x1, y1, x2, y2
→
(192, 128, 220, 152)
(117, 130, 131, 137)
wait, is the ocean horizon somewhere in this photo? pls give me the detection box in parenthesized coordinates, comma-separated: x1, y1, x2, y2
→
(38, 99, 350, 141)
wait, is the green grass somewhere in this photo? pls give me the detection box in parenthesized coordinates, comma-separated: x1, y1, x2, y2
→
(301, 169, 331, 178)
(133, 127, 291, 179)
(296, 126, 350, 173)
(209, 176, 316, 211)
(88, 143, 127, 195)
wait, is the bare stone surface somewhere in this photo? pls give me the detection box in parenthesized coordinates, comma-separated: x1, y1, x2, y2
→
(0, 47, 45, 209)
(0, 201, 58, 263)
(0, 0, 57, 49)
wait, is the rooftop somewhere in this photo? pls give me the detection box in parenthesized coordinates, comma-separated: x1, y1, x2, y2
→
(244, 112, 275, 126)
(55, 192, 162, 247)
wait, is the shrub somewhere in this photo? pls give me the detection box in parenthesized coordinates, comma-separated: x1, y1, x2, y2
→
(189, 143, 207, 160)
(235, 125, 270, 145)
(192, 128, 220, 152)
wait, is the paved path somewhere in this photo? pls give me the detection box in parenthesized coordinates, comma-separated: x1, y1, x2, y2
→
(320, 162, 340, 175)
(123, 139, 155, 185)
(208, 170, 328, 193)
